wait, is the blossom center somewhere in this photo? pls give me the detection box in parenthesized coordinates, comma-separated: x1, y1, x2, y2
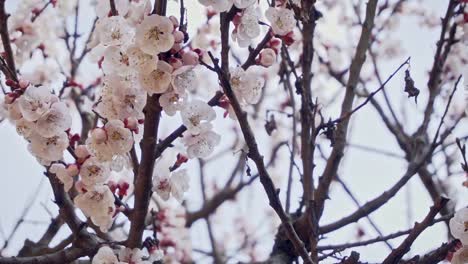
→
(110, 131, 124, 141)
(147, 26, 162, 41)
(87, 165, 101, 176)
(46, 136, 58, 146)
(189, 115, 201, 126)
(111, 29, 122, 40)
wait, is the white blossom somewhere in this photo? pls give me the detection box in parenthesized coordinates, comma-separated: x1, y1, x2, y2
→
(96, 16, 134, 47)
(232, 6, 260, 47)
(184, 130, 221, 158)
(139, 61, 173, 95)
(50, 163, 74, 192)
(36, 102, 72, 138)
(265, 7, 295, 36)
(181, 99, 216, 135)
(230, 67, 264, 104)
(18, 86, 57, 122)
(118, 248, 150, 264)
(171, 66, 198, 94)
(135, 15, 175, 55)
(29, 131, 68, 162)
(170, 169, 189, 202)
(127, 46, 158, 75)
(198, 0, 233, 12)
(152, 156, 190, 203)
(97, 74, 146, 120)
(153, 173, 172, 201)
(450, 207, 468, 245)
(95, 0, 129, 18)
(451, 246, 468, 264)
(15, 118, 35, 140)
(74, 185, 115, 232)
(80, 157, 110, 187)
(159, 89, 187, 116)
(233, 0, 256, 8)
(102, 46, 132, 75)
(86, 130, 114, 162)
(92, 246, 119, 264)
(104, 119, 133, 155)
(126, 0, 152, 25)
(7, 99, 23, 121)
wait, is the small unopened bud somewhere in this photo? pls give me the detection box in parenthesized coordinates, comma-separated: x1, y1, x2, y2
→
(5, 79, 18, 89)
(169, 57, 183, 70)
(258, 48, 276, 67)
(91, 128, 107, 144)
(66, 164, 79, 177)
(182, 50, 199, 66)
(69, 133, 80, 147)
(169, 16, 179, 29)
(171, 43, 183, 53)
(173, 30, 184, 43)
(175, 153, 188, 166)
(4, 93, 16, 104)
(124, 117, 138, 131)
(75, 181, 87, 193)
(269, 37, 281, 49)
(18, 80, 30, 89)
(206, 9, 217, 20)
(281, 32, 295, 46)
(217, 95, 230, 109)
(74, 145, 90, 159)
(233, 13, 242, 26)
(108, 180, 118, 193)
(118, 180, 130, 197)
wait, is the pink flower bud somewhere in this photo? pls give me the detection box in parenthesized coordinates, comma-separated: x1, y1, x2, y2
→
(259, 48, 276, 67)
(75, 181, 87, 193)
(182, 50, 199, 66)
(233, 13, 242, 26)
(124, 117, 138, 131)
(169, 58, 183, 70)
(171, 42, 183, 53)
(169, 16, 179, 29)
(175, 153, 188, 166)
(108, 180, 118, 193)
(66, 164, 79, 177)
(268, 37, 282, 52)
(74, 145, 90, 159)
(91, 128, 107, 144)
(118, 180, 130, 197)
(281, 32, 295, 46)
(18, 80, 30, 89)
(173, 30, 185, 43)
(4, 93, 16, 104)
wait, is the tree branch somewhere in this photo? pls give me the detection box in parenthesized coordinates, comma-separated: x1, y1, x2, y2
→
(382, 197, 449, 264)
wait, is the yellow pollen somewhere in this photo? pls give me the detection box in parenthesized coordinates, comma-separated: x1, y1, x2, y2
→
(110, 131, 124, 141)
(147, 26, 162, 41)
(87, 165, 101, 176)
(111, 30, 122, 40)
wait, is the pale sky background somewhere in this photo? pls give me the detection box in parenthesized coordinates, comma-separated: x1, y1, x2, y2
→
(0, 0, 467, 263)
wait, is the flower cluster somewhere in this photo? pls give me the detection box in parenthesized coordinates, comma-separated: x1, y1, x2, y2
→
(201, 0, 295, 50)
(153, 207, 192, 262)
(198, 0, 256, 12)
(90, 0, 220, 159)
(3, 83, 72, 165)
(449, 208, 468, 263)
(152, 153, 190, 202)
(230, 67, 265, 105)
(92, 246, 163, 264)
